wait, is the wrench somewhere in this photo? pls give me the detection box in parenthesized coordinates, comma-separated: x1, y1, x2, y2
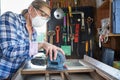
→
(55, 26, 60, 43)
(48, 31, 55, 44)
(86, 17, 93, 35)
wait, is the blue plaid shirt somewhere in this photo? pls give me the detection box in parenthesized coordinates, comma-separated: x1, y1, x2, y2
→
(0, 11, 37, 79)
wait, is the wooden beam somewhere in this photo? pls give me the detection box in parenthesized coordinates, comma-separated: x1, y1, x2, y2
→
(45, 73, 49, 80)
(90, 71, 105, 80)
(84, 55, 120, 79)
(64, 72, 71, 80)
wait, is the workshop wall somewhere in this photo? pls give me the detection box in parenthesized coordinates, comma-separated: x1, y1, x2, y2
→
(47, 0, 96, 59)
(47, 0, 96, 8)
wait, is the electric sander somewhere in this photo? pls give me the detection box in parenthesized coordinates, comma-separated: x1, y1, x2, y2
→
(46, 51, 66, 70)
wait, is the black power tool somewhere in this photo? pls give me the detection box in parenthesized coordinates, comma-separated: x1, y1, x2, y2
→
(46, 51, 66, 70)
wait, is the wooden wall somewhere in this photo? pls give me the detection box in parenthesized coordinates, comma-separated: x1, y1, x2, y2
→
(47, 0, 96, 8)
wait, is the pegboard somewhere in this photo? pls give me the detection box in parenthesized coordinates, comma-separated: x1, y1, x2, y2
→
(47, 6, 95, 59)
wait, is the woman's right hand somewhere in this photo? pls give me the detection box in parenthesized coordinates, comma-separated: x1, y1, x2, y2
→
(38, 42, 65, 61)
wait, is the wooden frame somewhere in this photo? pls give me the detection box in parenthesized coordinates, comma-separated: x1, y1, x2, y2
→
(12, 55, 120, 80)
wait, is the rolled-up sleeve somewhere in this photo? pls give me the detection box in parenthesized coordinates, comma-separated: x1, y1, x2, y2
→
(29, 42, 38, 57)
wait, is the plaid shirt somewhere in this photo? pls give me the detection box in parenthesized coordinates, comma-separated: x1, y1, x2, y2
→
(0, 11, 37, 79)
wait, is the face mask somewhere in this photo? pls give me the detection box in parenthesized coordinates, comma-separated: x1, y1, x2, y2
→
(32, 16, 48, 27)
(30, 8, 49, 27)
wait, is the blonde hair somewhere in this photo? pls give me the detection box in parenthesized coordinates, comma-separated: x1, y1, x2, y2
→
(31, 0, 51, 10)
(22, 0, 50, 15)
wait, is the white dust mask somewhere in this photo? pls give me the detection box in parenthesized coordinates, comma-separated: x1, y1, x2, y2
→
(32, 16, 48, 27)
(31, 8, 49, 27)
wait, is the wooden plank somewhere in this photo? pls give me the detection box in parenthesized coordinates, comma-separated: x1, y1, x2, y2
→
(84, 55, 120, 80)
(50, 74, 62, 80)
(24, 74, 45, 80)
(68, 73, 94, 80)
(90, 71, 106, 80)
(60, 72, 65, 80)
(21, 59, 94, 74)
(11, 69, 24, 80)
(64, 72, 71, 80)
(21, 68, 94, 75)
(45, 73, 49, 80)
(22, 70, 63, 74)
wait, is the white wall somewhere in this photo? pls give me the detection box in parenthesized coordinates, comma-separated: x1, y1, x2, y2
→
(1, 0, 33, 14)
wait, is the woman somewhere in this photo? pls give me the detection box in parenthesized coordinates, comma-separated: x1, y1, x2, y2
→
(0, 0, 65, 79)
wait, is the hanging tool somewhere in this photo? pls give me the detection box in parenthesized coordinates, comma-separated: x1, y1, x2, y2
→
(73, 0, 85, 31)
(68, 3, 74, 52)
(61, 13, 71, 56)
(61, 33, 71, 56)
(55, 26, 60, 43)
(86, 17, 93, 35)
(70, 33, 74, 52)
(54, 2, 64, 19)
(66, 0, 68, 8)
(63, 13, 67, 32)
(63, 33, 67, 45)
(90, 39, 93, 57)
(47, 31, 55, 44)
(68, 3, 73, 17)
(67, 13, 70, 42)
(81, 12, 85, 31)
(74, 0, 77, 11)
(60, 0, 64, 8)
(74, 24, 80, 43)
(49, 0, 53, 8)
(86, 17, 93, 57)
(74, 24, 80, 56)
(85, 41, 89, 55)
(71, 12, 85, 31)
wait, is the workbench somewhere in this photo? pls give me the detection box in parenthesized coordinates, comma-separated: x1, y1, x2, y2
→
(12, 55, 120, 80)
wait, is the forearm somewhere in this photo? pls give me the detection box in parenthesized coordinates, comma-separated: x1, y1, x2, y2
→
(38, 42, 44, 50)
(29, 41, 48, 56)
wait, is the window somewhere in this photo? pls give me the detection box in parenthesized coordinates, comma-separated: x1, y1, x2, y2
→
(0, 0, 47, 42)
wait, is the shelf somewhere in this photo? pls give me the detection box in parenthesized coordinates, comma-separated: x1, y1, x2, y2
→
(98, 0, 109, 10)
(109, 33, 120, 37)
(96, 0, 120, 50)
(102, 36, 120, 50)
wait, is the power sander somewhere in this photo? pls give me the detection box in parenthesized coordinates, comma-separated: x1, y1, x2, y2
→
(46, 51, 66, 70)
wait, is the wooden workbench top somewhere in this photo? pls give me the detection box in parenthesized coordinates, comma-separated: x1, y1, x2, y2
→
(21, 59, 94, 74)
